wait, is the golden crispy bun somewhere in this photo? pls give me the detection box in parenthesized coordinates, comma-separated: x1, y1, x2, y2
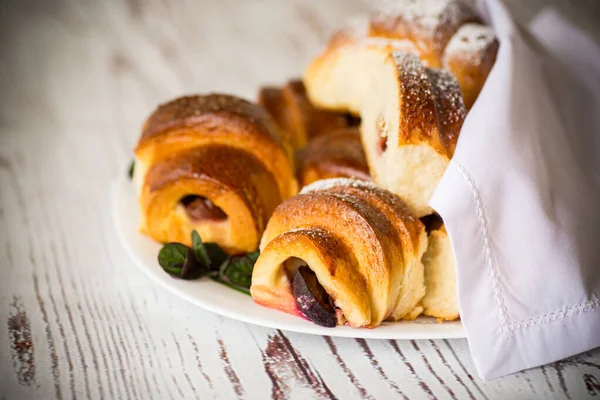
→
(134, 94, 297, 253)
(251, 178, 427, 328)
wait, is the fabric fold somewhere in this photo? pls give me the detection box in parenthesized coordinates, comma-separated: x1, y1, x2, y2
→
(431, 0, 600, 379)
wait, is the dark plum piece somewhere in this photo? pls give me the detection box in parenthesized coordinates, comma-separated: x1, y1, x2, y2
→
(292, 266, 337, 328)
(420, 213, 444, 233)
(180, 195, 227, 221)
(345, 113, 361, 127)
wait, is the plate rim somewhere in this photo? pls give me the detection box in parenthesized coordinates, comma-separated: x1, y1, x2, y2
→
(111, 172, 466, 340)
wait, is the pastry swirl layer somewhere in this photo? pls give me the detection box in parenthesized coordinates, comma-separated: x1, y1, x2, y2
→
(134, 94, 297, 253)
(251, 178, 427, 328)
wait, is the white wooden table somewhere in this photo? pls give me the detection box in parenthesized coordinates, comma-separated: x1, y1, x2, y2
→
(2, 0, 600, 398)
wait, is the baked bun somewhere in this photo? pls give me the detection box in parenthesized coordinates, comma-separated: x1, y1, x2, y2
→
(295, 127, 370, 187)
(320, 47, 465, 216)
(305, 0, 497, 110)
(421, 224, 459, 321)
(134, 94, 297, 253)
(442, 23, 498, 108)
(250, 178, 427, 328)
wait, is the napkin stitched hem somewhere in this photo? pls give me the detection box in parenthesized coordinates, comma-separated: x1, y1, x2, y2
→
(509, 296, 600, 330)
(452, 160, 600, 335)
(453, 160, 511, 338)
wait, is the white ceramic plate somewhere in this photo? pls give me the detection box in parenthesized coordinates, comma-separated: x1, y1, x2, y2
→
(112, 173, 466, 339)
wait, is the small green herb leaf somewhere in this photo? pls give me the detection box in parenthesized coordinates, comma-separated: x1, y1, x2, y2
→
(158, 243, 188, 274)
(180, 247, 208, 280)
(219, 256, 254, 289)
(128, 160, 135, 180)
(191, 230, 210, 266)
(157, 234, 258, 292)
(204, 243, 229, 270)
(158, 243, 208, 280)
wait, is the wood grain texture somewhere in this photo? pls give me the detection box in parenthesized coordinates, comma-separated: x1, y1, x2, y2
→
(1, 0, 599, 399)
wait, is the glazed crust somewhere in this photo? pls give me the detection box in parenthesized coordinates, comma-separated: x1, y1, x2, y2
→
(136, 94, 296, 199)
(139, 95, 280, 146)
(392, 52, 443, 153)
(295, 128, 370, 187)
(135, 94, 297, 253)
(425, 67, 466, 156)
(250, 178, 427, 328)
(383, 52, 466, 157)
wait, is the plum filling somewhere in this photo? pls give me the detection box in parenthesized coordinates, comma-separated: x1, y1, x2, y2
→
(180, 195, 227, 221)
(376, 116, 387, 155)
(420, 213, 444, 233)
(292, 266, 337, 328)
(345, 113, 361, 127)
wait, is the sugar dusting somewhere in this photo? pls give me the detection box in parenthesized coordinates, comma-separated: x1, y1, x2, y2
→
(300, 177, 381, 194)
(392, 51, 432, 96)
(443, 23, 497, 64)
(392, 51, 440, 147)
(425, 67, 466, 154)
(373, 0, 477, 40)
(299, 178, 417, 223)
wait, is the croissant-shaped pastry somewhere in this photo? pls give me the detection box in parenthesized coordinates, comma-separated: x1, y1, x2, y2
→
(421, 224, 459, 321)
(257, 80, 353, 150)
(305, 0, 497, 109)
(133, 94, 297, 253)
(295, 127, 370, 187)
(250, 178, 427, 328)
(308, 47, 466, 216)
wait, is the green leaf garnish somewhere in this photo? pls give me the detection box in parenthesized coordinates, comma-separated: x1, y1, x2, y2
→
(219, 256, 254, 289)
(191, 230, 210, 266)
(128, 160, 135, 180)
(180, 247, 208, 280)
(158, 243, 188, 274)
(158, 243, 208, 279)
(204, 243, 229, 270)
(157, 234, 260, 296)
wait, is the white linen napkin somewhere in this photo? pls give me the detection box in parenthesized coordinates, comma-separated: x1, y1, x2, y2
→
(430, 0, 600, 379)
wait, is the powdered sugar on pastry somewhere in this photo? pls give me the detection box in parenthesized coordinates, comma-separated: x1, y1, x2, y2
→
(372, 0, 478, 50)
(374, 0, 471, 32)
(425, 68, 466, 155)
(300, 177, 380, 194)
(443, 23, 497, 65)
